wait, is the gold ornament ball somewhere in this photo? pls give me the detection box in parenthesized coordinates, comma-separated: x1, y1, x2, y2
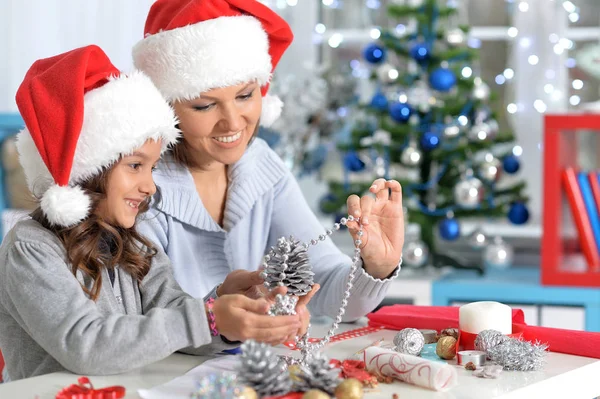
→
(436, 336, 457, 360)
(334, 378, 364, 399)
(238, 386, 258, 399)
(303, 389, 330, 399)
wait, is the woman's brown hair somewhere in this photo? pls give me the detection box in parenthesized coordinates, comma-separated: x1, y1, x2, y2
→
(31, 166, 157, 301)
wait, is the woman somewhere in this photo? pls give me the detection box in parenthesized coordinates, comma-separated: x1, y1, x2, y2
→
(133, 0, 404, 320)
(0, 45, 305, 381)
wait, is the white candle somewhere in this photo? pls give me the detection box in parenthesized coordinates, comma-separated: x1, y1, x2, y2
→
(459, 301, 512, 335)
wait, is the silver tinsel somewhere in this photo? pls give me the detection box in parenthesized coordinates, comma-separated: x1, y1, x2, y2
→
(268, 293, 299, 316)
(487, 339, 548, 371)
(393, 328, 425, 356)
(474, 329, 509, 353)
(473, 364, 503, 379)
(191, 372, 242, 399)
(238, 340, 293, 397)
(294, 352, 342, 395)
(261, 236, 315, 296)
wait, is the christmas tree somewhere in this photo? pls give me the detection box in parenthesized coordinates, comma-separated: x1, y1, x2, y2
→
(320, 0, 529, 270)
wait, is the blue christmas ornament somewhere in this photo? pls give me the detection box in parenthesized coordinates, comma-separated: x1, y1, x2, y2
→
(420, 132, 440, 151)
(343, 151, 366, 172)
(503, 155, 520, 174)
(370, 93, 389, 111)
(508, 202, 529, 225)
(429, 67, 457, 92)
(389, 102, 412, 123)
(410, 42, 431, 63)
(439, 217, 460, 241)
(363, 43, 386, 64)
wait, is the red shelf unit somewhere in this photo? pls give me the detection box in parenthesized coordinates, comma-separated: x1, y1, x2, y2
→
(542, 113, 600, 287)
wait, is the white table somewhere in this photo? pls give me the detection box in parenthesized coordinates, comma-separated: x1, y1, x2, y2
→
(1, 319, 600, 399)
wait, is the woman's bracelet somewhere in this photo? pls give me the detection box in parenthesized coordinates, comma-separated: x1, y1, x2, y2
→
(205, 297, 219, 336)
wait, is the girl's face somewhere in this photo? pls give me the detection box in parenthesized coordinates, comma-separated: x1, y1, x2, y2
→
(97, 139, 162, 228)
(173, 81, 262, 168)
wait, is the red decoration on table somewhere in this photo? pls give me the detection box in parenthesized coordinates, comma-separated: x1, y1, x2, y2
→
(55, 377, 125, 399)
(282, 326, 385, 350)
(265, 393, 303, 399)
(368, 305, 600, 359)
(542, 113, 600, 286)
(367, 304, 526, 332)
(330, 359, 379, 387)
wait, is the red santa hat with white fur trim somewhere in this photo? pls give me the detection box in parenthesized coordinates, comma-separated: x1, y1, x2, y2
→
(132, 0, 293, 127)
(15, 45, 179, 227)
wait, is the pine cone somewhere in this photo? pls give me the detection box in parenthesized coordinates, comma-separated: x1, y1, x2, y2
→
(295, 352, 341, 395)
(238, 340, 293, 397)
(261, 236, 315, 296)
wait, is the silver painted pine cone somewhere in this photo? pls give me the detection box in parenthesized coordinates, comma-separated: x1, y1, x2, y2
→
(238, 340, 293, 397)
(262, 236, 315, 296)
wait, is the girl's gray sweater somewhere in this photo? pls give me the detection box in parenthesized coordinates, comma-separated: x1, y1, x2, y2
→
(0, 220, 229, 381)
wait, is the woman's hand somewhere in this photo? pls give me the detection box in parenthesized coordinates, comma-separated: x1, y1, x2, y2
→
(212, 294, 301, 346)
(345, 178, 404, 279)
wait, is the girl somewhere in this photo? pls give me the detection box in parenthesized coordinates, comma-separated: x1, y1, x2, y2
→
(132, 0, 405, 320)
(0, 45, 304, 382)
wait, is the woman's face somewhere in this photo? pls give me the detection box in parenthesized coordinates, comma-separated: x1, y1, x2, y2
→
(96, 139, 162, 228)
(173, 81, 262, 168)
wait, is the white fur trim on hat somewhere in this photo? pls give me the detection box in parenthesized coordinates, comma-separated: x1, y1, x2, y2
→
(260, 94, 283, 127)
(41, 184, 91, 227)
(133, 16, 272, 102)
(16, 70, 180, 227)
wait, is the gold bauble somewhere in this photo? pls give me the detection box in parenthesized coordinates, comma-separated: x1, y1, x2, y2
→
(436, 336, 457, 360)
(334, 378, 364, 399)
(303, 389, 330, 399)
(238, 386, 258, 399)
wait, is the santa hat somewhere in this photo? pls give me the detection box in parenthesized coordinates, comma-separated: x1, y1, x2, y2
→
(15, 45, 179, 227)
(132, 0, 293, 127)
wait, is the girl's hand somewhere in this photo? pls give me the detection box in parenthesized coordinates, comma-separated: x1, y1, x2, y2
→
(212, 294, 301, 346)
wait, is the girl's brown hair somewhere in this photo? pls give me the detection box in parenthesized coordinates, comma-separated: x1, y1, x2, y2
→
(31, 166, 157, 301)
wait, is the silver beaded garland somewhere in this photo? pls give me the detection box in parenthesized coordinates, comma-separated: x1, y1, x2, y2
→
(264, 214, 374, 367)
(393, 328, 425, 356)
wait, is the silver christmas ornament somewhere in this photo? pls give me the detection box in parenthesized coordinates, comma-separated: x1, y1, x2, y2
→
(294, 352, 342, 395)
(238, 340, 293, 397)
(486, 119, 499, 135)
(467, 227, 488, 249)
(472, 78, 491, 101)
(445, 28, 466, 46)
(443, 123, 461, 138)
(393, 328, 425, 356)
(487, 338, 548, 371)
(268, 294, 299, 316)
(475, 329, 509, 353)
(454, 175, 484, 209)
(408, 82, 432, 111)
(400, 140, 423, 167)
(376, 63, 400, 84)
(478, 155, 502, 183)
(402, 239, 429, 268)
(468, 122, 495, 142)
(262, 236, 315, 296)
(484, 236, 514, 269)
